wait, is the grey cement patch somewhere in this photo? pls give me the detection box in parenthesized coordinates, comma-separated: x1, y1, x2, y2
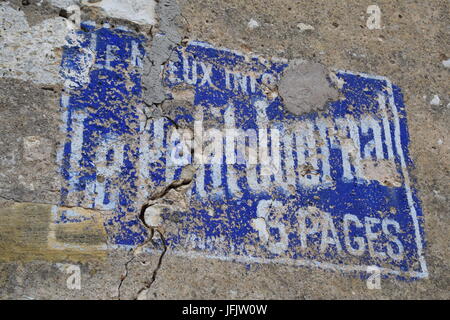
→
(141, 0, 185, 106)
(278, 60, 339, 115)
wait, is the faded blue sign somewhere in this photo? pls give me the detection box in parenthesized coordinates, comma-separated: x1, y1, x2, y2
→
(58, 26, 427, 279)
(58, 23, 148, 245)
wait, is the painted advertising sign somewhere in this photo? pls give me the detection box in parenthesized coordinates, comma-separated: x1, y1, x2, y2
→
(56, 23, 427, 279)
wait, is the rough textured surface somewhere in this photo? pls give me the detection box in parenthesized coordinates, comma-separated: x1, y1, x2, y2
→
(0, 2, 70, 85)
(0, 78, 62, 204)
(0, 0, 448, 300)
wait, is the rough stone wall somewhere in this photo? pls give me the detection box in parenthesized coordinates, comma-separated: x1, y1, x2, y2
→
(0, 0, 448, 299)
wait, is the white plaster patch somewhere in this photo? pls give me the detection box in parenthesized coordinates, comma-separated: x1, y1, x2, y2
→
(297, 22, 314, 32)
(81, 0, 157, 26)
(143, 204, 165, 227)
(0, 3, 71, 85)
(47, 0, 79, 8)
(247, 18, 259, 29)
(442, 58, 450, 68)
(22, 136, 54, 162)
(430, 94, 441, 106)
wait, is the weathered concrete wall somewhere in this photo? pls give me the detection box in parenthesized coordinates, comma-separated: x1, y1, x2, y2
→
(0, 0, 448, 299)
